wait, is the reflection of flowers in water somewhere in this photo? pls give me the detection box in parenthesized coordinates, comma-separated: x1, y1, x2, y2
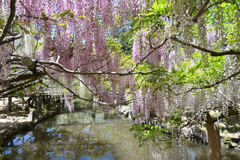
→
(64, 92, 74, 112)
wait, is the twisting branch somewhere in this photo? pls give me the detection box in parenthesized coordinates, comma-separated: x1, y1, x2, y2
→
(43, 67, 113, 106)
(7, 30, 19, 36)
(91, 81, 100, 97)
(10, 69, 28, 76)
(6, 57, 22, 64)
(75, 55, 109, 71)
(170, 36, 240, 56)
(130, 38, 168, 73)
(180, 109, 204, 130)
(0, 80, 40, 97)
(56, 46, 74, 63)
(19, 1, 57, 22)
(169, 69, 240, 96)
(39, 59, 163, 76)
(0, 78, 37, 94)
(0, 34, 22, 45)
(148, 27, 159, 49)
(192, 0, 210, 22)
(203, 0, 227, 13)
(73, 76, 97, 96)
(89, 61, 111, 71)
(218, 90, 239, 106)
(0, 0, 18, 44)
(43, 67, 133, 106)
(0, 72, 46, 84)
(18, 14, 57, 22)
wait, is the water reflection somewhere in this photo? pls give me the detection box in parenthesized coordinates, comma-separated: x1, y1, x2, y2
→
(2, 107, 240, 160)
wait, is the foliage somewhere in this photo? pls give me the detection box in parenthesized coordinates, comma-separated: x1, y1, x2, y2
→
(168, 108, 183, 126)
(232, 124, 240, 131)
(130, 123, 171, 147)
(113, 26, 133, 55)
(224, 136, 232, 148)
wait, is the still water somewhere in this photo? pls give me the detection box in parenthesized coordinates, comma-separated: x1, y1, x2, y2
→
(2, 106, 240, 160)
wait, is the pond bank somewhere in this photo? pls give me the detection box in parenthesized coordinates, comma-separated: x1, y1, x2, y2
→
(118, 106, 240, 151)
(0, 98, 62, 160)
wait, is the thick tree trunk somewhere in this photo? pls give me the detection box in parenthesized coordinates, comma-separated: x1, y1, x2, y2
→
(204, 107, 239, 160)
(206, 118, 222, 160)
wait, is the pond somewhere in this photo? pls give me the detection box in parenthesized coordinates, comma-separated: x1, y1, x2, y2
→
(2, 106, 240, 160)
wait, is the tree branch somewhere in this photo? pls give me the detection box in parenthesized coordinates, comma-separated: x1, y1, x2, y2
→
(0, 80, 40, 97)
(19, 14, 57, 22)
(168, 69, 240, 96)
(170, 36, 240, 56)
(0, 34, 23, 45)
(0, 72, 46, 84)
(43, 67, 132, 106)
(0, 0, 17, 44)
(39, 59, 161, 76)
(6, 57, 22, 64)
(0, 78, 37, 94)
(203, 0, 226, 13)
(192, 0, 210, 22)
(43, 67, 101, 104)
(130, 38, 168, 73)
(73, 75, 97, 96)
(148, 27, 159, 49)
(19, 1, 57, 22)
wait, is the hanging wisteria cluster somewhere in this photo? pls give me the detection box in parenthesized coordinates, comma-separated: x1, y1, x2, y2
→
(0, 0, 142, 107)
(131, 0, 240, 123)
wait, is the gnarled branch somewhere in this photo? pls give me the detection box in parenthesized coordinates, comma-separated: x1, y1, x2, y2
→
(192, 0, 210, 22)
(170, 36, 240, 56)
(0, 0, 17, 44)
(130, 38, 168, 73)
(168, 69, 240, 96)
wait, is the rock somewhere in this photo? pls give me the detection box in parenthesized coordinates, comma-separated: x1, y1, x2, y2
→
(230, 142, 238, 147)
(50, 107, 57, 111)
(7, 116, 16, 121)
(125, 111, 129, 117)
(27, 110, 35, 122)
(234, 146, 240, 151)
(182, 127, 190, 139)
(220, 132, 240, 140)
(219, 122, 227, 130)
(127, 115, 133, 120)
(182, 126, 208, 143)
(0, 114, 7, 119)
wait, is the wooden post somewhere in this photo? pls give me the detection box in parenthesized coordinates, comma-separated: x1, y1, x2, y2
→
(34, 96, 38, 119)
(206, 121, 222, 160)
(8, 95, 12, 112)
(48, 95, 51, 109)
(205, 111, 222, 160)
(38, 95, 42, 115)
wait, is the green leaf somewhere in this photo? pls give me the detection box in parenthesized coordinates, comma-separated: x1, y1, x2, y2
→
(59, 10, 70, 18)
